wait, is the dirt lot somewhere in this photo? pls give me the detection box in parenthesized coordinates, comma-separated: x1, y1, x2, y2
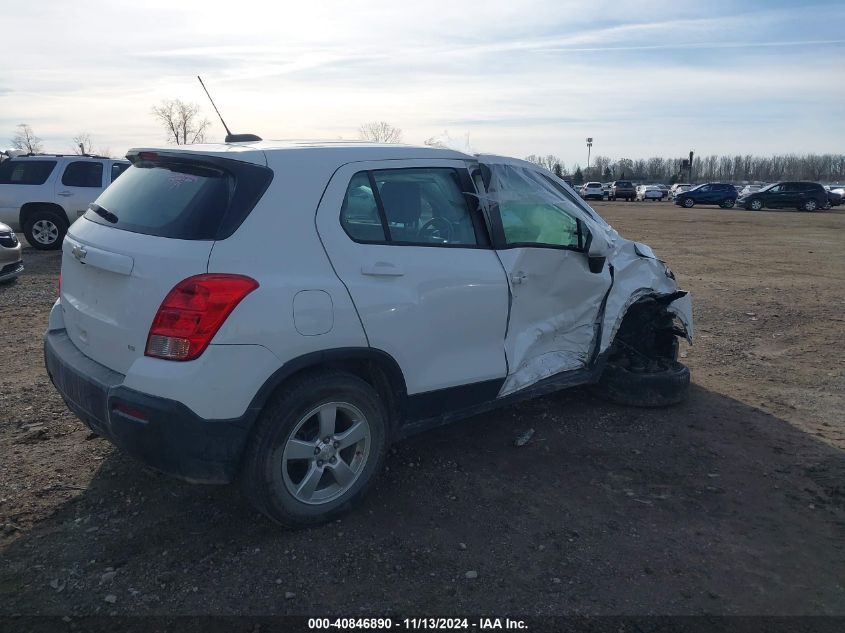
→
(1, 201, 844, 617)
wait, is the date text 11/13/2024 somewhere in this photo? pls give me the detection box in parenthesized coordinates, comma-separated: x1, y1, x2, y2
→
(307, 618, 528, 630)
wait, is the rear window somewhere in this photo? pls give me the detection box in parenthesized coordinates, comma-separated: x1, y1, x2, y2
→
(615, 181, 632, 187)
(0, 160, 57, 185)
(84, 154, 273, 240)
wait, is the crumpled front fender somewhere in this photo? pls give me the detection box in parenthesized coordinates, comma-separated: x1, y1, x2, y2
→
(666, 292, 694, 344)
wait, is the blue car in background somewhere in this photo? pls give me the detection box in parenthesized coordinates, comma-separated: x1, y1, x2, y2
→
(674, 183, 738, 209)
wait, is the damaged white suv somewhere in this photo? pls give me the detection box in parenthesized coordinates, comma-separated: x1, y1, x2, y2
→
(44, 142, 693, 527)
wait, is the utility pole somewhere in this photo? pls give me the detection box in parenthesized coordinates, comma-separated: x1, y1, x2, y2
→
(689, 150, 695, 183)
(586, 137, 593, 177)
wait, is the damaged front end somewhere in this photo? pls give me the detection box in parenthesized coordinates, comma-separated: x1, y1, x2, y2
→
(592, 243, 694, 406)
(605, 292, 692, 374)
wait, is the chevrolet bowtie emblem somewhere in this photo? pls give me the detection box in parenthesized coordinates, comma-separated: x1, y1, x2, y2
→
(71, 244, 87, 260)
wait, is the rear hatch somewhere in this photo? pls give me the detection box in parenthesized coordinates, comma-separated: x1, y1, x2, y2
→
(60, 149, 272, 374)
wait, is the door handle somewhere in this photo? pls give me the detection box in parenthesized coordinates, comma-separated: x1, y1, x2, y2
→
(361, 262, 404, 277)
(510, 271, 528, 284)
(57, 191, 73, 197)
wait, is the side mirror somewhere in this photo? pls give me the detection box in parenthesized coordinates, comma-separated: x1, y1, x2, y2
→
(583, 229, 610, 274)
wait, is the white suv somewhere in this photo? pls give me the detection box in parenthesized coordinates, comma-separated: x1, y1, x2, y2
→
(0, 155, 130, 249)
(44, 141, 693, 527)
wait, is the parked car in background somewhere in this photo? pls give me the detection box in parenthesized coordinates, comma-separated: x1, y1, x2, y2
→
(0, 221, 23, 283)
(737, 182, 829, 212)
(669, 183, 691, 199)
(0, 155, 130, 250)
(44, 142, 693, 527)
(1, 149, 25, 163)
(655, 184, 669, 199)
(673, 183, 737, 209)
(580, 181, 604, 200)
(824, 189, 842, 209)
(610, 180, 636, 201)
(827, 184, 845, 196)
(636, 185, 664, 201)
(601, 183, 612, 199)
(738, 184, 764, 197)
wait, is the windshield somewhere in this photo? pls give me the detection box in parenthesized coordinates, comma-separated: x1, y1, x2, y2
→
(478, 160, 609, 228)
(758, 183, 776, 192)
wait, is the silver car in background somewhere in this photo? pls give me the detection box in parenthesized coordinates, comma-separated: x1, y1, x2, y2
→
(0, 221, 23, 283)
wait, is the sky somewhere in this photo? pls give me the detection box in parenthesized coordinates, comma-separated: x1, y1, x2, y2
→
(2, 0, 844, 168)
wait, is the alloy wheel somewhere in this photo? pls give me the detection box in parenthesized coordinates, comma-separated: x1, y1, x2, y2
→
(32, 219, 59, 245)
(279, 402, 371, 505)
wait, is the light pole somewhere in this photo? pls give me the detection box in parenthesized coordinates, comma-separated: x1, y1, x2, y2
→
(586, 137, 593, 176)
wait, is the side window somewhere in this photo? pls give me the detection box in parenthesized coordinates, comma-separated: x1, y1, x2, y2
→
(769, 184, 783, 193)
(372, 168, 479, 246)
(699, 185, 711, 192)
(0, 160, 57, 185)
(340, 172, 385, 242)
(62, 161, 103, 187)
(111, 162, 130, 182)
(499, 202, 582, 249)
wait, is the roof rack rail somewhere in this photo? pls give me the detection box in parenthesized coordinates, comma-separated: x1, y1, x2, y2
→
(16, 152, 115, 159)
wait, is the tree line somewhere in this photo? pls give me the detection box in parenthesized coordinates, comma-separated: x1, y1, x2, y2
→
(10, 111, 843, 186)
(525, 153, 845, 184)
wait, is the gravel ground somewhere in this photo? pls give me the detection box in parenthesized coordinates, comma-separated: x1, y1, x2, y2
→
(1, 201, 844, 617)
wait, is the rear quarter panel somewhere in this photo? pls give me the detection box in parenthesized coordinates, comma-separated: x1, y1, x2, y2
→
(207, 151, 369, 364)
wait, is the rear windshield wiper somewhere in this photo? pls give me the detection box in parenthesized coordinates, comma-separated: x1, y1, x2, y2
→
(89, 203, 118, 224)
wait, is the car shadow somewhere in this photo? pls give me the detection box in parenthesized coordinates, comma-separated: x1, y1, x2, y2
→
(1, 384, 844, 617)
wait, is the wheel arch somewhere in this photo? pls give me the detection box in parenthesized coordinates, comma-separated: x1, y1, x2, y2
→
(244, 347, 409, 437)
(20, 201, 69, 227)
(603, 290, 692, 359)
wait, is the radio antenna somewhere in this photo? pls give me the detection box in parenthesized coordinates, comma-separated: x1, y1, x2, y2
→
(197, 75, 262, 143)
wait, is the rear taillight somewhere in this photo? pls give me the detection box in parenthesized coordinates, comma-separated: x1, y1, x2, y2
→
(145, 274, 259, 361)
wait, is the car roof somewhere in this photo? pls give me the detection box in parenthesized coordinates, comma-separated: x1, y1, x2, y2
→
(129, 140, 473, 167)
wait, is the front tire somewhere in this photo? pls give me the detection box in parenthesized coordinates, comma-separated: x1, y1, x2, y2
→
(748, 199, 763, 211)
(682, 198, 695, 208)
(23, 210, 68, 251)
(241, 371, 389, 527)
(593, 361, 690, 408)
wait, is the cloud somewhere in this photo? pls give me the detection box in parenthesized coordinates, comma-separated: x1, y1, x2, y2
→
(1, 0, 843, 161)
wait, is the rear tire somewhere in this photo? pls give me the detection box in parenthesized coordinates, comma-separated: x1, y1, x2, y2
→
(721, 198, 736, 209)
(593, 361, 690, 408)
(240, 371, 389, 528)
(23, 210, 67, 251)
(801, 199, 818, 212)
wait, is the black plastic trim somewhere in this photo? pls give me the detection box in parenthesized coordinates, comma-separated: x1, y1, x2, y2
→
(405, 379, 504, 422)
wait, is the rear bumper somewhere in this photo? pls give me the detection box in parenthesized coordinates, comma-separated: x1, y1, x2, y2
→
(44, 329, 251, 483)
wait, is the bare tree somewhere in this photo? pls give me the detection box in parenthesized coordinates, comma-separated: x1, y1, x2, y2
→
(151, 99, 211, 145)
(11, 123, 43, 154)
(358, 121, 403, 143)
(72, 132, 94, 155)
